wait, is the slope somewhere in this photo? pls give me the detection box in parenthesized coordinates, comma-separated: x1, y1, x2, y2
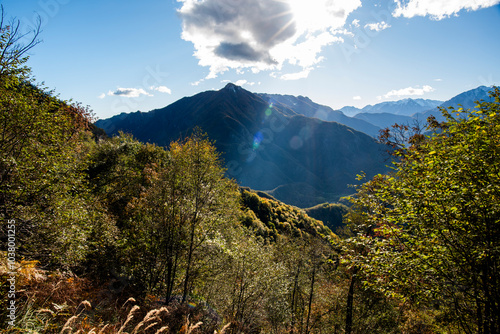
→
(258, 93, 381, 137)
(96, 83, 389, 207)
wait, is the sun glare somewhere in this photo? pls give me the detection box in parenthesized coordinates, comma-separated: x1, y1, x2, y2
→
(285, 0, 361, 33)
(288, 0, 331, 32)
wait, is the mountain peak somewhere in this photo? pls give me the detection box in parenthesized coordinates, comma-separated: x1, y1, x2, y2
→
(222, 82, 242, 92)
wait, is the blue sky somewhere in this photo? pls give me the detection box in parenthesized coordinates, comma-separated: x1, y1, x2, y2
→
(2, 0, 500, 119)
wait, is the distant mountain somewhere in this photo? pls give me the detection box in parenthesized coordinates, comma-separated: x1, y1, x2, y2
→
(354, 112, 415, 130)
(364, 98, 443, 116)
(340, 86, 496, 130)
(96, 83, 389, 207)
(416, 86, 495, 121)
(440, 85, 494, 110)
(338, 106, 362, 117)
(258, 93, 381, 137)
(341, 98, 442, 117)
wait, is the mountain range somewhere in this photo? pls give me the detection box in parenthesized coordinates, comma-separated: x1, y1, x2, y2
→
(96, 83, 389, 207)
(416, 85, 494, 122)
(341, 98, 443, 117)
(257, 93, 381, 137)
(95, 84, 495, 207)
(347, 85, 494, 129)
(258, 86, 494, 135)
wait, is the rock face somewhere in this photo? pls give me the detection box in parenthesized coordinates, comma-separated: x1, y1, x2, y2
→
(96, 83, 389, 207)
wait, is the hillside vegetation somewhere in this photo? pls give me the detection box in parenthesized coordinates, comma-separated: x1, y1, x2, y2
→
(1, 14, 500, 333)
(96, 83, 389, 208)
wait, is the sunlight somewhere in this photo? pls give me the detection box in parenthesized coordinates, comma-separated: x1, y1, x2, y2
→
(287, 0, 336, 32)
(288, 0, 317, 30)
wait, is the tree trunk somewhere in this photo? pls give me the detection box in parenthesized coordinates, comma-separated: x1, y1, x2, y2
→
(182, 215, 198, 302)
(290, 264, 301, 334)
(305, 266, 316, 334)
(345, 269, 357, 334)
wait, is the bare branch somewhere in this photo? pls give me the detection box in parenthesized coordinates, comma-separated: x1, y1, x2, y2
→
(0, 5, 42, 77)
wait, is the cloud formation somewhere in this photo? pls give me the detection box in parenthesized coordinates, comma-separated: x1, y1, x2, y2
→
(151, 85, 172, 94)
(280, 67, 313, 80)
(100, 86, 169, 99)
(109, 88, 152, 98)
(364, 21, 391, 32)
(382, 85, 435, 99)
(178, 0, 360, 79)
(393, 0, 500, 20)
(222, 79, 257, 86)
(177, 0, 497, 82)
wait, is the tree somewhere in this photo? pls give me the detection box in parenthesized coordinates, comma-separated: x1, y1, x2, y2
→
(84, 134, 167, 280)
(342, 87, 500, 333)
(0, 5, 41, 79)
(124, 130, 240, 301)
(0, 8, 104, 269)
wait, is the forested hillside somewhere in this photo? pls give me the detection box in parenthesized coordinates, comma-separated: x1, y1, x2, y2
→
(1, 13, 500, 333)
(96, 83, 389, 208)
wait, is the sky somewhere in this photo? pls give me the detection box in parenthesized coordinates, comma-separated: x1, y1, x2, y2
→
(2, 0, 500, 120)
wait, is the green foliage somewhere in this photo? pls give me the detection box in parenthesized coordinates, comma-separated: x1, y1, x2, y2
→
(240, 188, 337, 243)
(304, 202, 349, 232)
(85, 133, 168, 226)
(0, 16, 115, 270)
(116, 131, 240, 299)
(342, 87, 500, 332)
(4, 10, 463, 332)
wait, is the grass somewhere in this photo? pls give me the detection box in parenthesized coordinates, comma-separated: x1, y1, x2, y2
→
(1, 253, 231, 334)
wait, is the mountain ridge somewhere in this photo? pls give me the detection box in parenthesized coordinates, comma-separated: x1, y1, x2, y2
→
(415, 85, 495, 121)
(258, 93, 381, 137)
(343, 85, 495, 129)
(96, 83, 389, 207)
(340, 98, 443, 117)
(95, 84, 496, 207)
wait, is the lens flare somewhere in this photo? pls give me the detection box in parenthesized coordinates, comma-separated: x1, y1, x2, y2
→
(253, 131, 264, 150)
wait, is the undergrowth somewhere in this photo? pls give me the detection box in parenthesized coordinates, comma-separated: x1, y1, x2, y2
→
(1, 255, 230, 334)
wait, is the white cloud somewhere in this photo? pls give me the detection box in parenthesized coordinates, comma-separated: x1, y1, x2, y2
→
(106, 88, 153, 98)
(351, 19, 360, 27)
(98, 93, 106, 99)
(235, 79, 256, 86)
(381, 85, 435, 99)
(353, 95, 362, 100)
(332, 28, 355, 37)
(221, 79, 256, 86)
(280, 67, 313, 80)
(393, 0, 500, 20)
(150, 85, 172, 94)
(191, 79, 204, 86)
(364, 21, 391, 32)
(178, 0, 361, 79)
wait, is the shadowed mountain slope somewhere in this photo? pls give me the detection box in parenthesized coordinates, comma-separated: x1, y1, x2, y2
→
(258, 93, 381, 137)
(96, 83, 389, 207)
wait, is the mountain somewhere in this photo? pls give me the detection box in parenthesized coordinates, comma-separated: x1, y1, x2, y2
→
(340, 86, 496, 130)
(415, 86, 495, 121)
(439, 85, 494, 110)
(341, 98, 442, 117)
(364, 98, 443, 116)
(354, 112, 415, 130)
(96, 83, 389, 207)
(338, 106, 362, 117)
(258, 93, 381, 137)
